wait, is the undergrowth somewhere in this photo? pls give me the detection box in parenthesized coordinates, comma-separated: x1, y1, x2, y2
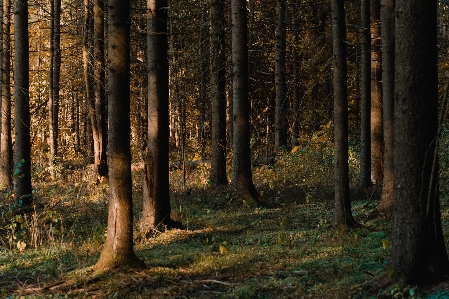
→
(0, 141, 448, 298)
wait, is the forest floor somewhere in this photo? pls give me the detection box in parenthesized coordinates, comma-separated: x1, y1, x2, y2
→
(1, 143, 449, 298)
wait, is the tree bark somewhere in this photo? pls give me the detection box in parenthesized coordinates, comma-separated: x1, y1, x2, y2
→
(209, 0, 228, 185)
(359, 0, 371, 187)
(378, 0, 394, 211)
(332, 0, 356, 227)
(0, 0, 11, 189)
(274, 0, 287, 150)
(391, 0, 449, 283)
(231, 0, 261, 204)
(93, 0, 107, 177)
(370, 0, 383, 184)
(13, 0, 32, 205)
(48, 0, 61, 165)
(141, 0, 182, 229)
(95, 0, 141, 271)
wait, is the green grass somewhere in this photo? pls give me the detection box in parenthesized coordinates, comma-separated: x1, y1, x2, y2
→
(1, 142, 448, 298)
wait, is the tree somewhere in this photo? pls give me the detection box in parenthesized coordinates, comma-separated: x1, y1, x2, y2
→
(390, 0, 449, 283)
(14, 0, 32, 205)
(48, 0, 61, 165)
(370, 0, 383, 185)
(209, 0, 228, 185)
(332, 0, 356, 226)
(95, 0, 141, 270)
(274, 0, 287, 150)
(231, 0, 262, 204)
(141, 0, 182, 229)
(91, 0, 107, 176)
(0, 0, 12, 189)
(359, 0, 371, 187)
(378, 0, 394, 211)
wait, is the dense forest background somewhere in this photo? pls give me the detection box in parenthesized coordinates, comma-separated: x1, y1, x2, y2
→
(1, 0, 449, 297)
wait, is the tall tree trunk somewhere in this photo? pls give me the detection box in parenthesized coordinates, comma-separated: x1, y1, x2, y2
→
(209, 0, 228, 185)
(14, 0, 32, 205)
(274, 0, 287, 150)
(83, 0, 96, 164)
(391, 0, 449, 283)
(231, 0, 261, 204)
(370, 0, 383, 184)
(359, 0, 371, 187)
(198, 0, 208, 159)
(95, 0, 141, 271)
(378, 0, 394, 212)
(141, 0, 182, 229)
(48, 0, 61, 165)
(332, 0, 356, 227)
(291, 3, 301, 148)
(291, 49, 300, 148)
(0, 0, 11, 189)
(93, 0, 107, 176)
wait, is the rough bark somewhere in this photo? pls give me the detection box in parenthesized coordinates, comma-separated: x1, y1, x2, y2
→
(332, 0, 356, 227)
(0, 0, 11, 189)
(231, 0, 261, 204)
(391, 0, 449, 284)
(378, 0, 394, 212)
(95, 0, 141, 271)
(359, 0, 371, 187)
(13, 0, 32, 205)
(209, 0, 228, 185)
(274, 0, 287, 150)
(141, 0, 182, 229)
(370, 0, 383, 184)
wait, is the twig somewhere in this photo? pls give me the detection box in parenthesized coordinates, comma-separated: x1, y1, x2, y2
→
(199, 279, 236, 286)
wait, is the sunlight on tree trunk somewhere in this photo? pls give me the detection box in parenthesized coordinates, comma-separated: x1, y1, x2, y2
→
(95, 0, 142, 271)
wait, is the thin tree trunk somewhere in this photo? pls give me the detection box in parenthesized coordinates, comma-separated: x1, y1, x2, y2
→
(0, 0, 11, 189)
(332, 0, 356, 227)
(13, 0, 32, 205)
(274, 0, 287, 150)
(370, 0, 383, 184)
(378, 0, 394, 212)
(49, 0, 61, 165)
(359, 0, 371, 187)
(93, 0, 107, 176)
(95, 0, 141, 271)
(209, 0, 228, 185)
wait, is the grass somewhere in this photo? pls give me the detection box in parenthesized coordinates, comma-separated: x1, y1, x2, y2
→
(1, 142, 449, 298)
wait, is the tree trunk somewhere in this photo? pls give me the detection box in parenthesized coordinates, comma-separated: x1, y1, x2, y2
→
(274, 0, 287, 150)
(378, 0, 394, 212)
(95, 0, 141, 271)
(332, 0, 356, 227)
(13, 0, 32, 205)
(209, 0, 228, 185)
(359, 0, 371, 187)
(141, 0, 182, 229)
(0, 0, 11, 189)
(370, 0, 383, 184)
(83, 0, 96, 164)
(93, 0, 107, 177)
(48, 0, 61, 165)
(390, 0, 449, 284)
(231, 0, 261, 204)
